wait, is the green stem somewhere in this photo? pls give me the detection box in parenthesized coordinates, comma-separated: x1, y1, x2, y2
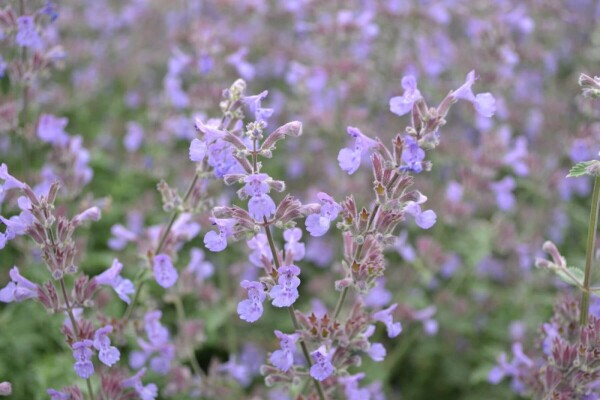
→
(263, 219, 326, 400)
(580, 176, 600, 326)
(173, 296, 205, 379)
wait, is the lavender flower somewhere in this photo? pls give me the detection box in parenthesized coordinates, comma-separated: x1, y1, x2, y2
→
(37, 114, 69, 146)
(93, 325, 120, 367)
(403, 195, 437, 229)
(153, 254, 178, 288)
(16, 16, 43, 49)
(186, 247, 214, 282)
(490, 176, 516, 211)
(243, 90, 274, 125)
(189, 138, 207, 162)
(247, 234, 273, 267)
(305, 192, 342, 237)
(400, 136, 425, 173)
(337, 127, 378, 174)
(269, 330, 300, 372)
(452, 70, 496, 117)
(269, 265, 301, 307)
(372, 304, 402, 338)
(237, 280, 266, 323)
(309, 346, 334, 381)
(283, 228, 305, 261)
(339, 373, 370, 400)
(0, 266, 38, 303)
(389, 75, 423, 116)
(122, 368, 158, 400)
(94, 259, 135, 304)
(0, 164, 26, 191)
(72, 340, 94, 379)
(204, 217, 236, 252)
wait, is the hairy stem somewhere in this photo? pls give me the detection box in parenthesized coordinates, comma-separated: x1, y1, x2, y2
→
(263, 219, 326, 400)
(580, 176, 600, 326)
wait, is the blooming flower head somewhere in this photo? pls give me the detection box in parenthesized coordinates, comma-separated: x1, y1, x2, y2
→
(153, 254, 178, 288)
(389, 75, 423, 116)
(247, 234, 272, 267)
(338, 127, 378, 174)
(94, 259, 135, 304)
(403, 194, 437, 229)
(452, 70, 496, 117)
(37, 114, 69, 146)
(400, 136, 425, 173)
(16, 16, 42, 49)
(269, 330, 300, 372)
(0, 266, 38, 303)
(310, 346, 334, 381)
(144, 311, 169, 345)
(204, 217, 237, 252)
(243, 90, 273, 124)
(284, 228, 305, 261)
(269, 265, 301, 307)
(306, 192, 342, 237)
(72, 340, 94, 379)
(248, 194, 277, 220)
(243, 173, 271, 197)
(93, 325, 120, 367)
(372, 304, 402, 338)
(237, 280, 266, 323)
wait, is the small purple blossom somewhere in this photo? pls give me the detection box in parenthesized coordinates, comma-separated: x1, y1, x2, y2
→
(372, 304, 402, 338)
(269, 265, 301, 307)
(72, 340, 94, 379)
(0, 164, 26, 191)
(189, 138, 207, 162)
(204, 217, 236, 252)
(0, 266, 38, 303)
(153, 254, 178, 288)
(93, 325, 120, 367)
(400, 136, 425, 173)
(306, 192, 341, 237)
(37, 114, 69, 146)
(309, 346, 334, 381)
(283, 228, 305, 261)
(247, 234, 272, 267)
(238, 280, 266, 323)
(122, 368, 158, 400)
(339, 373, 370, 400)
(94, 259, 135, 304)
(186, 247, 214, 282)
(452, 70, 496, 117)
(16, 16, 42, 49)
(389, 75, 423, 116)
(270, 330, 300, 372)
(403, 196, 437, 229)
(124, 122, 144, 153)
(490, 176, 516, 211)
(363, 325, 387, 362)
(338, 127, 378, 174)
(243, 90, 274, 124)
(248, 194, 277, 220)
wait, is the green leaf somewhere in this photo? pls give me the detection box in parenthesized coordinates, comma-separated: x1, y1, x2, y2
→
(567, 161, 595, 177)
(0, 72, 9, 94)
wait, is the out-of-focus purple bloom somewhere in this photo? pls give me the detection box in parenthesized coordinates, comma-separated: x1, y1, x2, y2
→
(218, 355, 253, 387)
(269, 265, 301, 307)
(413, 306, 439, 336)
(163, 75, 189, 109)
(41, 1, 59, 22)
(243, 91, 273, 124)
(306, 192, 341, 237)
(0, 164, 26, 191)
(389, 75, 422, 116)
(130, 311, 175, 375)
(339, 373, 370, 400)
(247, 234, 272, 267)
(452, 70, 496, 117)
(363, 324, 387, 362)
(372, 304, 402, 338)
(283, 228, 305, 261)
(0, 55, 6, 78)
(238, 280, 265, 323)
(270, 330, 300, 372)
(189, 138, 207, 162)
(93, 325, 120, 367)
(338, 127, 378, 174)
(72, 340, 94, 379)
(16, 16, 42, 49)
(153, 254, 178, 288)
(124, 122, 144, 153)
(0, 266, 38, 303)
(122, 368, 158, 400)
(404, 195, 437, 229)
(570, 138, 594, 163)
(504, 136, 529, 176)
(310, 346, 334, 381)
(363, 278, 392, 308)
(145, 311, 169, 345)
(37, 114, 69, 146)
(204, 217, 236, 252)
(94, 259, 135, 304)
(108, 223, 138, 250)
(227, 47, 255, 81)
(186, 248, 214, 281)
(400, 136, 425, 173)
(248, 194, 276, 220)
(445, 181, 464, 203)
(490, 176, 516, 211)
(72, 207, 101, 226)
(47, 388, 70, 400)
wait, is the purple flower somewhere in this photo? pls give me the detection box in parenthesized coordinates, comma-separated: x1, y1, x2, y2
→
(309, 346, 334, 381)
(47, 389, 71, 400)
(144, 311, 169, 345)
(339, 373, 370, 400)
(0, 266, 38, 303)
(237, 280, 266, 323)
(153, 254, 178, 288)
(248, 194, 277, 220)
(189, 138, 207, 162)
(337, 127, 378, 174)
(72, 207, 101, 225)
(0, 164, 26, 191)
(72, 340, 94, 379)
(269, 265, 301, 307)
(389, 75, 422, 116)
(124, 122, 144, 153)
(363, 325, 386, 362)
(305, 192, 341, 237)
(490, 176, 516, 211)
(243, 173, 271, 197)
(122, 368, 158, 400)
(400, 136, 425, 173)
(37, 114, 69, 146)
(503, 136, 529, 176)
(243, 90, 274, 124)
(363, 278, 392, 308)
(204, 217, 236, 252)
(108, 224, 138, 250)
(94, 259, 135, 304)
(372, 304, 402, 338)
(270, 330, 300, 372)
(186, 247, 214, 282)
(284, 228, 305, 261)
(403, 196, 437, 229)
(16, 16, 42, 49)
(227, 47, 255, 81)
(452, 70, 496, 117)
(247, 234, 272, 267)
(93, 325, 120, 367)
